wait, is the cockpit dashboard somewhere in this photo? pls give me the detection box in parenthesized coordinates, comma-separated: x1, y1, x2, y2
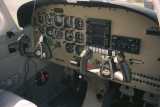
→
(31, 1, 160, 95)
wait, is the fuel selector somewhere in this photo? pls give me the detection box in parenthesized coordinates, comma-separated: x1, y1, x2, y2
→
(35, 71, 49, 86)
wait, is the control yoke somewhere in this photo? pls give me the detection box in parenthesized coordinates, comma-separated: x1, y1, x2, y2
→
(79, 48, 93, 75)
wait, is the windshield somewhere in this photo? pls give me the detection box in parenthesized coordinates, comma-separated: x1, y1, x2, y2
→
(2, 0, 150, 28)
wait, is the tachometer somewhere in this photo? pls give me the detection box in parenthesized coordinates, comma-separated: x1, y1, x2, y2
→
(65, 30, 74, 41)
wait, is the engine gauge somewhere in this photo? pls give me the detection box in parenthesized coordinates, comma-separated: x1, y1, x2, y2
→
(64, 16, 75, 28)
(75, 32, 84, 43)
(46, 12, 54, 25)
(65, 43, 74, 53)
(65, 30, 74, 41)
(55, 29, 64, 39)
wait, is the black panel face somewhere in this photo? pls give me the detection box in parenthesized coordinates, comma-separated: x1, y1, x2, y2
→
(54, 8, 64, 13)
(86, 18, 111, 49)
(111, 35, 141, 54)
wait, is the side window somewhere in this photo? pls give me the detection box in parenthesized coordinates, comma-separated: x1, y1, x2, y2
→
(0, 0, 18, 36)
(3, 0, 32, 28)
(0, 11, 5, 35)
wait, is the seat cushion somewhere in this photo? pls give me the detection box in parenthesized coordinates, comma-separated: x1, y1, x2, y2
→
(0, 90, 37, 107)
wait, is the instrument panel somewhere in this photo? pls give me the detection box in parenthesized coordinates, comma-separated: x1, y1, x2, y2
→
(32, 3, 160, 95)
(34, 7, 86, 56)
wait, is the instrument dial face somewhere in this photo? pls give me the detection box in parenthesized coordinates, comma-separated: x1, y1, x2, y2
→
(37, 12, 46, 25)
(75, 18, 84, 30)
(65, 30, 74, 41)
(64, 16, 75, 28)
(46, 12, 54, 25)
(55, 30, 64, 39)
(54, 15, 64, 28)
(65, 43, 74, 53)
(75, 32, 84, 43)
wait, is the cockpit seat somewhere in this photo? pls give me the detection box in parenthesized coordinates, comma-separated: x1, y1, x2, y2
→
(0, 90, 37, 107)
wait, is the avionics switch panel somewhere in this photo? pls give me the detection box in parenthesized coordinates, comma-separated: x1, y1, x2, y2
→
(112, 35, 141, 54)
